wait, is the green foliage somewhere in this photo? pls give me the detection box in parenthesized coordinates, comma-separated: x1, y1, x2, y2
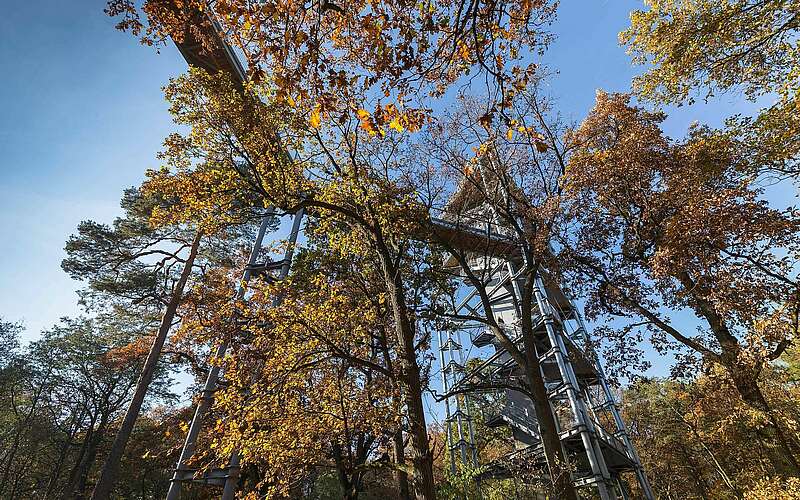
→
(62, 187, 262, 312)
(0, 316, 178, 498)
(621, 0, 800, 180)
(436, 463, 542, 500)
(62, 188, 185, 309)
(0, 319, 21, 372)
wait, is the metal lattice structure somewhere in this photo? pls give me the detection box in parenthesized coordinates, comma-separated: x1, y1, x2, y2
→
(166, 208, 305, 500)
(431, 178, 654, 499)
(160, 8, 653, 500)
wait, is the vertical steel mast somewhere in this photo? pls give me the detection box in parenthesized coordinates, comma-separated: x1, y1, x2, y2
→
(166, 211, 270, 500)
(166, 208, 305, 500)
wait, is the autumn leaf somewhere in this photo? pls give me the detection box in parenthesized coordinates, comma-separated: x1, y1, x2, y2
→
(310, 106, 321, 129)
(531, 132, 548, 152)
(389, 116, 404, 133)
(357, 108, 377, 136)
(478, 111, 494, 129)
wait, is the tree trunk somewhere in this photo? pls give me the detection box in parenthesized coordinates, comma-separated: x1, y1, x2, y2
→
(675, 271, 800, 474)
(727, 365, 800, 474)
(446, 243, 578, 499)
(332, 443, 359, 500)
(74, 413, 110, 499)
(520, 273, 578, 500)
(90, 232, 202, 500)
(393, 429, 411, 499)
(63, 413, 98, 500)
(396, 361, 436, 500)
(376, 245, 436, 500)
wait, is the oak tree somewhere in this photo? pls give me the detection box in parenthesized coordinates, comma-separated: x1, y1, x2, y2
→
(562, 91, 800, 473)
(621, 0, 800, 180)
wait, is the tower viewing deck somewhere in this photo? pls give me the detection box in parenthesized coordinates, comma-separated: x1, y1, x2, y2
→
(433, 168, 653, 499)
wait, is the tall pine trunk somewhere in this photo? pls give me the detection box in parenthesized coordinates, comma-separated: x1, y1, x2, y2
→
(75, 415, 109, 499)
(90, 232, 202, 500)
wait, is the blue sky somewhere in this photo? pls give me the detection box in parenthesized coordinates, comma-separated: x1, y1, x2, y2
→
(0, 1, 795, 378)
(0, 2, 182, 338)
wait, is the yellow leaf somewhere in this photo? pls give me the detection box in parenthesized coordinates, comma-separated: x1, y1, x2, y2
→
(287, 94, 296, 107)
(310, 107, 321, 129)
(506, 128, 514, 141)
(389, 117, 404, 133)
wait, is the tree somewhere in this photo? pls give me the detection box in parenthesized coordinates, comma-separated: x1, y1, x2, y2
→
(562, 91, 800, 473)
(420, 84, 581, 498)
(106, 0, 568, 495)
(621, 0, 800, 180)
(90, 230, 201, 500)
(105, 407, 192, 499)
(179, 243, 412, 499)
(62, 188, 196, 311)
(0, 317, 197, 499)
(0, 315, 176, 499)
(623, 364, 800, 498)
(0, 319, 32, 497)
(140, 51, 590, 500)
(0, 319, 21, 371)
(62, 187, 254, 499)
(622, 0, 799, 105)
(141, 66, 448, 498)
(622, 378, 741, 499)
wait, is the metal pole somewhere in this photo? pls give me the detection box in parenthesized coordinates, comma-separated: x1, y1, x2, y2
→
(448, 328, 468, 466)
(437, 329, 458, 475)
(166, 212, 274, 500)
(532, 277, 615, 500)
(220, 208, 305, 500)
(456, 329, 478, 467)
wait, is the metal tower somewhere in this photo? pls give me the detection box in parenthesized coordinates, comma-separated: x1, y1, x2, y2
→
(431, 176, 654, 499)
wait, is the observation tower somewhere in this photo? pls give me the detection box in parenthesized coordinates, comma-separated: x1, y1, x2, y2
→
(430, 167, 654, 499)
